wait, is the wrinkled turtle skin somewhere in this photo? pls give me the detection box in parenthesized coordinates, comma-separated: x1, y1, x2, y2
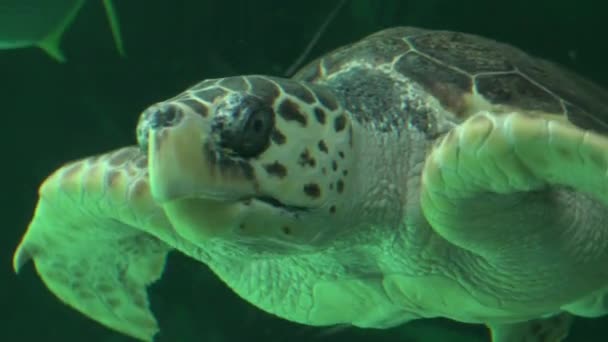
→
(13, 27, 608, 342)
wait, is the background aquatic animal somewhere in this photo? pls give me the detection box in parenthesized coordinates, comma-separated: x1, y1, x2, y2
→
(0, 0, 124, 62)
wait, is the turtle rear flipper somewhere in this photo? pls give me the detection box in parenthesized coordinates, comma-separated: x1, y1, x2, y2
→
(13, 147, 173, 342)
(488, 313, 573, 342)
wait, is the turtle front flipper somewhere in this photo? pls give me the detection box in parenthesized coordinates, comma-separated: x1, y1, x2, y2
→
(13, 147, 173, 342)
(420, 111, 608, 310)
(488, 313, 573, 342)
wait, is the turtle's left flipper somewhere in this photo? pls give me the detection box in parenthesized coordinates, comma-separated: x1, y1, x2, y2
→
(420, 110, 608, 311)
(13, 147, 173, 342)
(488, 313, 573, 342)
(421, 110, 608, 256)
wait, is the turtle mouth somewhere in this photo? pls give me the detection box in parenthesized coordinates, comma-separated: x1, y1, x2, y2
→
(185, 193, 308, 212)
(248, 195, 310, 212)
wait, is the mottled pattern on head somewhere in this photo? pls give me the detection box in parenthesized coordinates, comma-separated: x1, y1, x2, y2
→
(137, 75, 354, 245)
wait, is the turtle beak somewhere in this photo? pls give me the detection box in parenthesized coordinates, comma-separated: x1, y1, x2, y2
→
(146, 103, 257, 204)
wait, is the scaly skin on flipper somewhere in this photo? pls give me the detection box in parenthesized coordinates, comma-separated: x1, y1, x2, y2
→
(13, 27, 608, 342)
(421, 111, 608, 309)
(13, 147, 174, 341)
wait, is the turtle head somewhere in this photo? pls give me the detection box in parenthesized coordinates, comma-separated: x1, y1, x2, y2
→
(137, 75, 356, 251)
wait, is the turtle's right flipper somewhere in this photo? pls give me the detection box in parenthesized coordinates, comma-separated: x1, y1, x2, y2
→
(13, 147, 173, 342)
(488, 313, 573, 342)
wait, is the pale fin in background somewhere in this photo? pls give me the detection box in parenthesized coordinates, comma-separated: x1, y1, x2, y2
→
(35, 0, 86, 62)
(103, 0, 126, 57)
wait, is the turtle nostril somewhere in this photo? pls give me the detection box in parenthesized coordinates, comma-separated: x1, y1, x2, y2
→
(136, 104, 184, 152)
(148, 104, 183, 129)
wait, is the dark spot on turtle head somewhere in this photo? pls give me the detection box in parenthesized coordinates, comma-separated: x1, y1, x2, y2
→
(303, 183, 321, 198)
(281, 226, 292, 235)
(329, 205, 336, 214)
(332, 160, 338, 171)
(298, 149, 316, 167)
(264, 162, 287, 178)
(342, 170, 348, 176)
(334, 114, 347, 132)
(278, 99, 307, 126)
(311, 85, 339, 111)
(271, 129, 286, 145)
(322, 167, 327, 175)
(336, 179, 344, 193)
(280, 81, 316, 104)
(314, 107, 326, 124)
(238, 161, 255, 180)
(180, 98, 209, 117)
(338, 151, 345, 159)
(329, 183, 334, 190)
(318, 140, 328, 153)
(247, 76, 281, 100)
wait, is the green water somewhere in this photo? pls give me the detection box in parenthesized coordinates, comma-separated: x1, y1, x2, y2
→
(2, 0, 608, 341)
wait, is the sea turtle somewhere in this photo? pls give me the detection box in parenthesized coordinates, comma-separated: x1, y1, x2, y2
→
(13, 27, 608, 342)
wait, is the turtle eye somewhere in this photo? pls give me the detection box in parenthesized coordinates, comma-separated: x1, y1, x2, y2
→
(215, 95, 275, 158)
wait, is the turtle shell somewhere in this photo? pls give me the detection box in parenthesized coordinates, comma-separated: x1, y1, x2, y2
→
(294, 27, 608, 134)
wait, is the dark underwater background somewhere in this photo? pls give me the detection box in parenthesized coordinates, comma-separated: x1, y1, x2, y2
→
(2, 0, 608, 341)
